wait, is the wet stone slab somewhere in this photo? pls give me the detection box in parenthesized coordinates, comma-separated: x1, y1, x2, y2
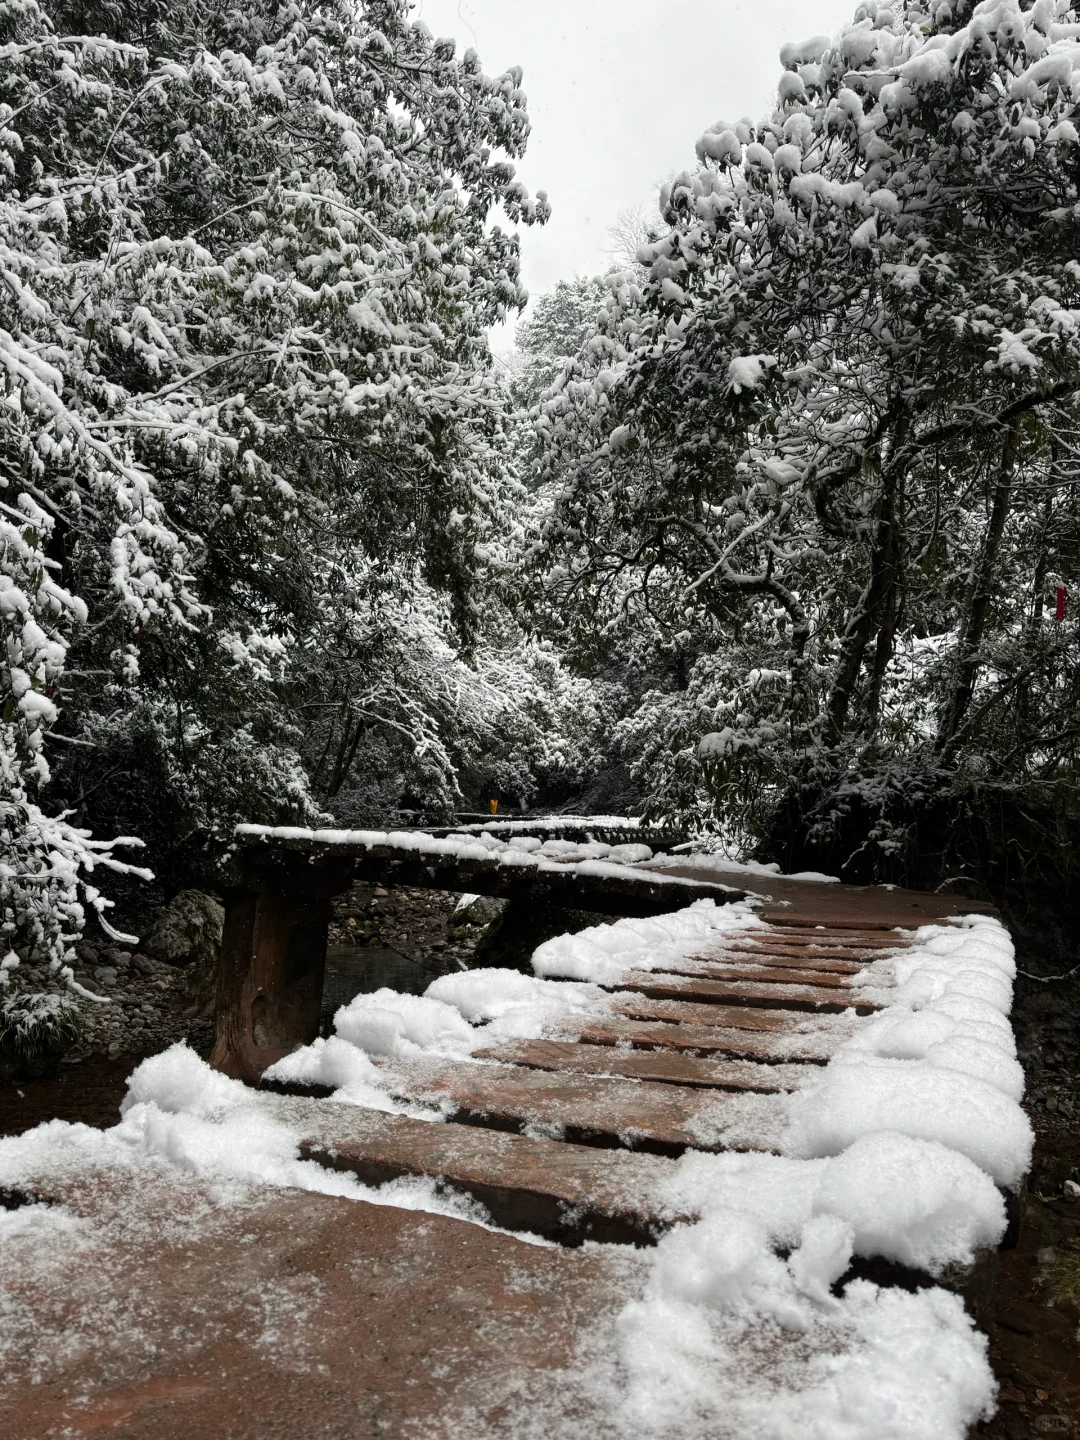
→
(474, 1037, 815, 1092)
(1, 1168, 645, 1440)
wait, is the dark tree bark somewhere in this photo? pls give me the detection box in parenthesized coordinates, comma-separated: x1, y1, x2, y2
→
(825, 451, 902, 746)
(937, 419, 1021, 753)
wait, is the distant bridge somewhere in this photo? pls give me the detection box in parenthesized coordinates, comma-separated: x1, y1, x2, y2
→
(418, 815, 692, 849)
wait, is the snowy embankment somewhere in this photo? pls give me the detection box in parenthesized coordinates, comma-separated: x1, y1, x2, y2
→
(0, 900, 1028, 1439)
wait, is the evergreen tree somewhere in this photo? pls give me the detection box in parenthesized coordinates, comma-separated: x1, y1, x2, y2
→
(533, 0, 1080, 872)
(0, 0, 550, 893)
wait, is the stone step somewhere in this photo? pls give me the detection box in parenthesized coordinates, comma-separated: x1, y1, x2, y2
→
(607, 993, 856, 1033)
(707, 949, 868, 974)
(717, 938, 887, 964)
(638, 957, 857, 987)
(602, 972, 872, 1014)
(729, 927, 902, 948)
(473, 1038, 814, 1091)
(5, 1166, 644, 1440)
(766, 917, 909, 935)
(298, 1110, 687, 1245)
(378, 1058, 787, 1158)
(556, 1014, 836, 1063)
(718, 936, 871, 958)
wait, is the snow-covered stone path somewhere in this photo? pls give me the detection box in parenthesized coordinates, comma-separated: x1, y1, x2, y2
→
(0, 889, 1029, 1439)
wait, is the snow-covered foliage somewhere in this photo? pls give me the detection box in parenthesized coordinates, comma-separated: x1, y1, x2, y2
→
(297, 569, 603, 825)
(0, 987, 81, 1070)
(0, 494, 148, 1004)
(511, 277, 609, 413)
(531, 0, 1080, 866)
(0, 0, 572, 883)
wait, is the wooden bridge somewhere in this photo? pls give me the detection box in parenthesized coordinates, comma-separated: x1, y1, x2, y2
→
(2, 827, 1017, 1439)
(210, 824, 746, 1082)
(207, 827, 1001, 1248)
(422, 816, 691, 847)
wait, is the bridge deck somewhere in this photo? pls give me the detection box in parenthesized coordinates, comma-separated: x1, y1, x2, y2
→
(211, 826, 748, 1082)
(274, 915, 933, 1233)
(1, 850, 1020, 1439)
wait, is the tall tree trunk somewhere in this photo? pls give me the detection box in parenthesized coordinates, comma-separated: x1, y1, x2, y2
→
(825, 459, 900, 746)
(936, 419, 1020, 753)
(326, 704, 366, 797)
(862, 476, 906, 736)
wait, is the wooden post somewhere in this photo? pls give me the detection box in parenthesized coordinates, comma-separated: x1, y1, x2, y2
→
(209, 852, 354, 1084)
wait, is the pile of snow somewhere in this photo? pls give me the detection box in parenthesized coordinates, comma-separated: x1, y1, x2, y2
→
(611, 1207, 995, 1440)
(334, 989, 478, 1058)
(533, 898, 764, 984)
(600, 1132, 1004, 1438)
(651, 851, 841, 883)
(578, 1138, 1003, 1439)
(266, 972, 616, 1088)
(0, 1045, 486, 1229)
(789, 916, 1031, 1185)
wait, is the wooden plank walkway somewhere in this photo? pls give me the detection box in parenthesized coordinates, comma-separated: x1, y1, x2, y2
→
(237, 899, 905, 1236)
(281, 917, 902, 1225)
(219, 830, 998, 1239)
(2, 852, 1013, 1439)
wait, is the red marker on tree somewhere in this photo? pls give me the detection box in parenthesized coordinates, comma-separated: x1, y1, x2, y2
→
(1056, 587, 1068, 622)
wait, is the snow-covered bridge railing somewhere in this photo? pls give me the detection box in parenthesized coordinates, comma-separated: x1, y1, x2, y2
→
(420, 815, 692, 850)
(210, 825, 745, 1083)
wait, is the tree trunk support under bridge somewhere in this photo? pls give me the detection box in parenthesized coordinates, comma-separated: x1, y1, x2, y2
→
(210, 830, 746, 1084)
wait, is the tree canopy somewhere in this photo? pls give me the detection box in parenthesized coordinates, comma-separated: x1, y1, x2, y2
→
(0, 0, 570, 988)
(531, 0, 1080, 877)
(5, 0, 1080, 1000)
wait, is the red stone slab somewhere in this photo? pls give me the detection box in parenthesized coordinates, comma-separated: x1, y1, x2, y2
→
(379, 1058, 787, 1158)
(767, 915, 925, 933)
(608, 993, 857, 1032)
(645, 958, 858, 987)
(721, 933, 882, 952)
(561, 1014, 836, 1063)
(299, 1113, 687, 1244)
(1, 1171, 644, 1440)
(691, 946, 867, 972)
(475, 1038, 813, 1092)
(718, 935, 897, 960)
(729, 926, 903, 942)
(643, 861, 996, 927)
(603, 972, 872, 1014)
(759, 928, 907, 945)
(728, 925, 901, 941)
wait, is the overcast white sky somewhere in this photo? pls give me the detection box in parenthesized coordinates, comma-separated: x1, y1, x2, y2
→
(415, 0, 857, 344)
